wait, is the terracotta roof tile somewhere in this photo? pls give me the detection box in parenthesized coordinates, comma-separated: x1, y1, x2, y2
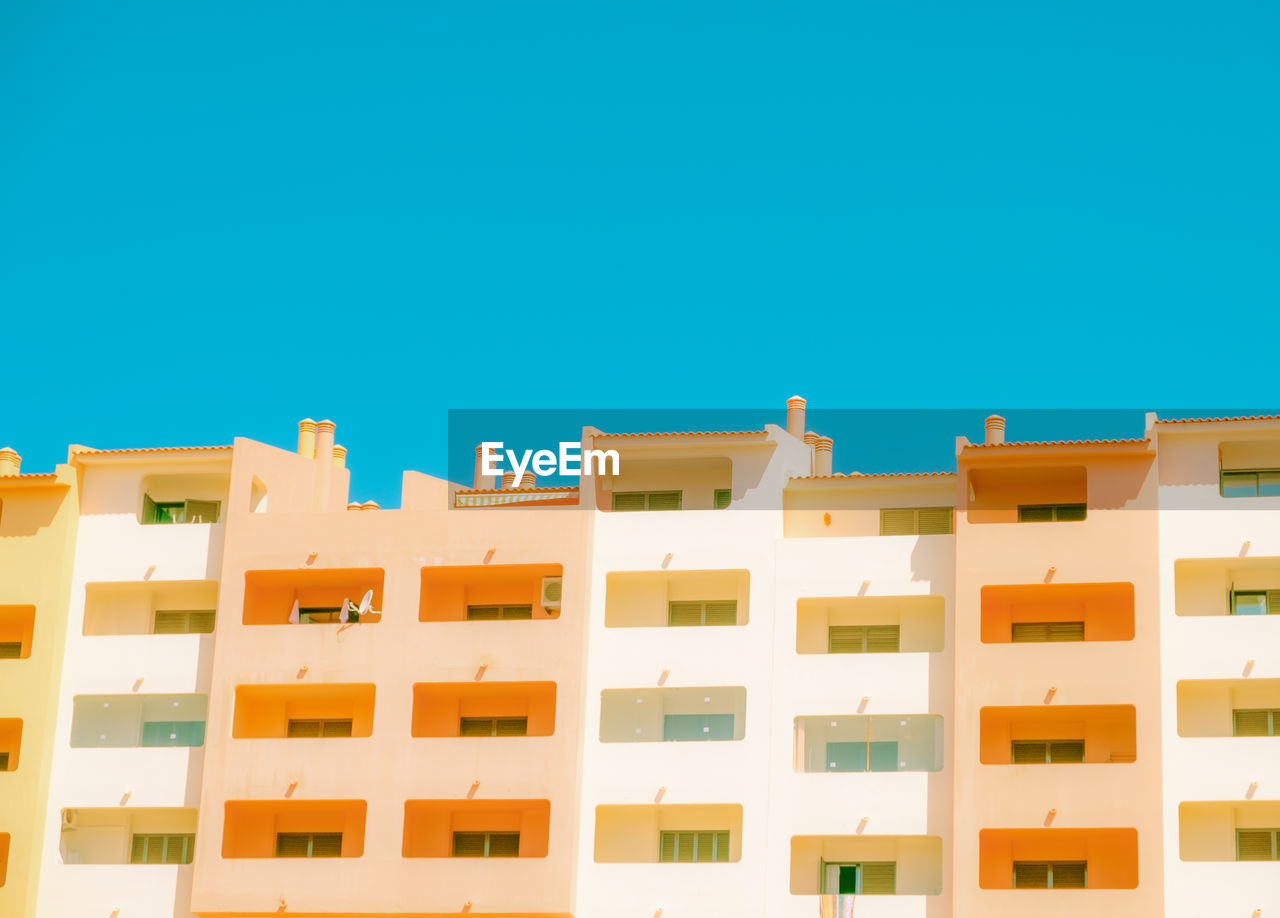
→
(1155, 414, 1280, 425)
(76, 445, 233, 455)
(454, 486, 581, 495)
(593, 430, 768, 440)
(791, 471, 955, 481)
(964, 437, 1149, 449)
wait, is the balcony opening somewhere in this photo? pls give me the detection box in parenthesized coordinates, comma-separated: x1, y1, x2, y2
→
(595, 804, 741, 863)
(412, 682, 556, 738)
(138, 473, 229, 524)
(980, 582, 1134, 643)
(966, 465, 1087, 524)
(606, 570, 749, 628)
(796, 596, 943, 654)
(0, 718, 21, 771)
(242, 568, 384, 626)
(1180, 801, 1280, 861)
(82, 580, 218, 636)
(402, 799, 549, 858)
(794, 715, 942, 773)
(602, 456, 733, 512)
(1175, 557, 1280, 616)
(420, 564, 563, 623)
(1177, 679, 1280, 736)
(1219, 440, 1280, 498)
(249, 476, 268, 513)
(978, 828, 1137, 889)
(59, 807, 197, 864)
(600, 687, 746, 743)
(70, 694, 207, 748)
(232, 684, 375, 739)
(790, 835, 942, 895)
(0, 605, 35, 659)
(222, 800, 366, 858)
(980, 706, 1136, 764)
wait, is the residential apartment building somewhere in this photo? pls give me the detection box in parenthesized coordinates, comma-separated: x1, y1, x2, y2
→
(3, 403, 1279, 917)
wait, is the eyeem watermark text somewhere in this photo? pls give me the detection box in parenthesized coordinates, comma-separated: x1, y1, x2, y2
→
(481, 442, 620, 480)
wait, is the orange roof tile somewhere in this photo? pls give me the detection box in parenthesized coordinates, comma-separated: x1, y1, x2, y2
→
(791, 471, 955, 481)
(593, 430, 768, 440)
(1155, 414, 1280, 425)
(964, 437, 1149, 450)
(76, 445, 233, 455)
(453, 486, 581, 495)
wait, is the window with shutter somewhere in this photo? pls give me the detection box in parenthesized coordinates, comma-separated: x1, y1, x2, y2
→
(140, 721, 205, 747)
(1236, 829, 1280, 861)
(613, 491, 683, 511)
(880, 507, 954, 535)
(859, 862, 897, 894)
(714, 489, 732, 509)
(153, 610, 216, 634)
(1231, 590, 1280, 615)
(1018, 503, 1087, 522)
(1010, 621, 1084, 642)
(465, 604, 532, 621)
(298, 606, 343, 624)
(459, 717, 529, 737)
(286, 719, 353, 738)
(1233, 709, 1278, 737)
(0, 752, 9, 771)
(827, 625, 900, 653)
(452, 831, 519, 857)
(663, 713, 734, 741)
(185, 499, 220, 523)
(819, 861, 896, 894)
(130, 834, 194, 864)
(612, 492, 648, 511)
(658, 830, 729, 863)
(0, 642, 22, 659)
(1013, 860, 1087, 888)
(1011, 740, 1085, 764)
(667, 600, 738, 626)
(276, 832, 342, 857)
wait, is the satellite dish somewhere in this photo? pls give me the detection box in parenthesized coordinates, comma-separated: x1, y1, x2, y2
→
(358, 590, 374, 617)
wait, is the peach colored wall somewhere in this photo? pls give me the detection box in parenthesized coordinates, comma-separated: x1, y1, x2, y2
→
(978, 705, 1136, 764)
(402, 799, 550, 857)
(232, 684, 376, 738)
(782, 478, 957, 538)
(411, 682, 557, 737)
(978, 828, 1139, 888)
(420, 564, 562, 622)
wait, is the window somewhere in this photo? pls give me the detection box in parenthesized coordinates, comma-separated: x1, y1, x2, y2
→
(297, 606, 343, 624)
(130, 833, 194, 864)
(452, 831, 519, 857)
(1230, 590, 1280, 616)
(820, 861, 896, 894)
(1013, 861, 1087, 888)
(459, 717, 528, 737)
(827, 625, 900, 653)
(286, 719, 354, 738)
(613, 491, 682, 512)
(1017, 503, 1087, 522)
(140, 721, 205, 747)
(0, 753, 8, 771)
(1010, 621, 1084, 642)
(1011, 740, 1085, 764)
(0, 642, 21, 660)
(826, 741, 899, 772)
(141, 495, 221, 524)
(714, 489, 732, 510)
(1221, 469, 1280, 498)
(658, 830, 729, 863)
(465, 604, 533, 621)
(668, 600, 737, 626)
(663, 714, 734, 741)
(153, 610, 216, 634)
(880, 507, 953, 536)
(276, 833, 342, 858)
(1237, 829, 1280, 861)
(1233, 709, 1280, 737)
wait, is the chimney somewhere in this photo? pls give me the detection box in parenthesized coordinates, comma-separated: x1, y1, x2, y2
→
(520, 472, 536, 489)
(0, 447, 20, 476)
(331, 445, 347, 469)
(313, 420, 336, 510)
(803, 431, 818, 475)
(814, 436, 833, 476)
(361, 500, 380, 511)
(786, 396, 807, 439)
(984, 415, 1006, 445)
(501, 472, 516, 489)
(297, 419, 317, 458)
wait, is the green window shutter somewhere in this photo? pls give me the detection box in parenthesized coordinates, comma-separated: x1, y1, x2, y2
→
(714, 489, 731, 509)
(460, 717, 495, 736)
(1267, 590, 1280, 614)
(1017, 505, 1054, 522)
(188, 611, 216, 633)
(275, 833, 311, 857)
(1012, 741, 1048, 764)
(659, 831, 677, 862)
(1051, 862, 1087, 888)
(141, 721, 173, 746)
(453, 832, 486, 856)
(668, 602, 702, 626)
(864, 625, 900, 652)
(612, 492, 647, 511)
(495, 717, 528, 736)
(859, 862, 896, 894)
(1049, 741, 1085, 763)
(0, 642, 23, 659)
(1013, 861, 1050, 888)
(466, 605, 500, 621)
(320, 719, 353, 737)
(153, 612, 185, 634)
(675, 831, 695, 862)
(185, 499, 220, 523)
(916, 507, 954, 535)
(287, 720, 320, 737)
(1048, 621, 1086, 641)
(142, 493, 159, 524)
(713, 831, 730, 862)
(0, 752, 9, 771)
(308, 833, 342, 857)
(1233, 710, 1270, 737)
(1221, 470, 1260, 497)
(130, 834, 148, 863)
(1012, 621, 1084, 642)
(1237, 830, 1277, 861)
(828, 625, 867, 653)
(487, 832, 520, 857)
(1232, 591, 1269, 615)
(646, 491, 682, 511)
(1055, 503, 1087, 521)
(500, 604, 533, 620)
(702, 600, 737, 625)
(880, 508, 917, 536)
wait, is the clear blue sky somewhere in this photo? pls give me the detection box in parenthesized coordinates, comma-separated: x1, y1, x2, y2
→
(2, 2, 1276, 505)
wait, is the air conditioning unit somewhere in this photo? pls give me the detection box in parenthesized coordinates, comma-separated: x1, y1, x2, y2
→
(540, 576, 563, 612)
(61, 809, 78, 831)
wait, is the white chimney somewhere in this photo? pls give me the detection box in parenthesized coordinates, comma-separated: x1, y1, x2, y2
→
(0, 447, 20, 476)
(786, 396, 807, 439)
(985, 415, 1006, 445)
(814, 436, 833, 476)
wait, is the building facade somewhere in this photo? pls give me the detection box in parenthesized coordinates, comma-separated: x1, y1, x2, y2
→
(3, 404, 1279, 917)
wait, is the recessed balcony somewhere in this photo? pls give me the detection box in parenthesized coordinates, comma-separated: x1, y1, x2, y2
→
(594, 804, 742, 863)
(420, 564, 563, 622)
(796, 595, 944, 654)
(980, 705, 1136, 764)
(0, 718, 21, 772)
(1175, 557, 1280, 617)
(794, 714, 942, 772)
(402, 799, 550, 857)
(600, 687, 746, 743)
(59, 807, 197, 864)
(981, 582, 1134, 643)
(232, 684, 375, 738)
(412, 682, 556, 737)
(0, 605, 35, 659)
(70, 694, 207, 748)
(790, 834, 942, 894)
(978, 828, 1138, 888)
(242, 569, 384, 626)
(83, 580, 219, 635)
(138, 472, 229, 525)
(966, 465, 1088, 525)
(605, 570, 749, 628)
(1181, 801, 1280, 861)
(221, 800, 366, 858)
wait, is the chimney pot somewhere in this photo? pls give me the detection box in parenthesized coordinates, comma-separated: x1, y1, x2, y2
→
(501, 472, 516, 489)
(473, 446, 489, 490)
(331, 445, 347, 469)
(0, 447, 20, 476)
(814, 436, 833, 476)
(984, 415, 1006, 445)
(360, 500, 380, 511)
(313, 420, 336, 511)
(786, 396, 807, 439)
(297, 420, 317, 458)
(520, 472, 536, 489)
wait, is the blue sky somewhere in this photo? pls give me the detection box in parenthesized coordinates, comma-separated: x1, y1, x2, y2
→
(2, 2, 1277, 505)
